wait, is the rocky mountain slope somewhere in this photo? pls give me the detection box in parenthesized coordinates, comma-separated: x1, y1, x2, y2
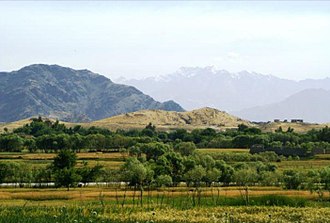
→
(0, 64, 184, 122)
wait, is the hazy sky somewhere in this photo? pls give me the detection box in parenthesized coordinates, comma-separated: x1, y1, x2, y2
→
(1, 1, 330, 80)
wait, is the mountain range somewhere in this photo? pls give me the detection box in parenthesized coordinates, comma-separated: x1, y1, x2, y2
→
(0, 64, 184, 122)
(117, 67, 330, 123)
(2, 64, 330, 124)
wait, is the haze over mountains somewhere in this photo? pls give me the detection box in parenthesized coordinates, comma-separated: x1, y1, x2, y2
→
(2, 64, 330, 124)
(118, 67, 330, 123)
(236, 89, 330, 123)
(0, 64, 184, 122)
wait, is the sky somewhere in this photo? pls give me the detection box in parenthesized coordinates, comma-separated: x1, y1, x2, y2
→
(1, 1, 330, 80)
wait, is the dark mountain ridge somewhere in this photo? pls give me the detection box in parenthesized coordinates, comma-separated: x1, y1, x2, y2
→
(0, 64, 184, 122)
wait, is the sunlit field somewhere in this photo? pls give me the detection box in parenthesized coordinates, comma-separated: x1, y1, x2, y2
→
(0, 186, 329, 223)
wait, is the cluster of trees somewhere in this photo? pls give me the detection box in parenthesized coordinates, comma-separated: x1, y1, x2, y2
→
(120, 142, 330, 190)
(0, 150, 103, 190)
(1, 118, 330, 157)
(282, 168, 330, 200)
(0, 141, 329, 198)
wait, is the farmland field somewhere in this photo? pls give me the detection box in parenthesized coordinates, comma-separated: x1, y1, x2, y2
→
(0, 149, 330, 222)
(0, 184, 330, 223)
(0, 186, 329, 223)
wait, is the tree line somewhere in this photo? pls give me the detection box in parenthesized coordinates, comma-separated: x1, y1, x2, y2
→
(1, 118, 330, 157)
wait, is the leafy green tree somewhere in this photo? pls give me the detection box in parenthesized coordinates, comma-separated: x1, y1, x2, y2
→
(54, 168, 81, 191)
(317, 126, 330, 143)
(24, 138, 37, 152)
(207, 136, 233, 148)
(157, 132, 168, 142)
(183, 156, 196, 172)
(191, 129, 203, 144)
(52, 150, 80, 190)
(14, 163, 33, 187)
(233, 162, 249, 170)
(195, 154, 215, 170)
(164, 152, 184, 185)
(234, 168, 258, 186)
(244, 127, 262, 135)
(184, 165, 206, 187)
(129, 145, 143, 158)
(234, 168, 258, 205)
(215, 160, 235, 186)
(174, 142, 196, 156)
(140, 142, 171, 161)
(153, 155, 172, 176)
(251, 135, 269, 145)
(204, 168, 221, 187)
(169, 129, 189, 141)
(36, 134, 71, 152)
(70, 134, 85, 152)
(32, 166, 52, 187)
(155, 174, 173, 187)
(238, 124, 249, 132)
(53, 150, 77, 170)
(109, 135, 136, 150)
(305, 170, 323, 200)
(77, 162, 103, 186)
(86, 134, 106, 151)
(0, 134, 24, 152)
(200, 128, 217, 137)
(141, 123, 156, 137)
(121, 157, 148, 187)
(320, 166, 330, 193)
(268, 141, 283, 149)
(259, 171, 280, 186)
(232, 135, 253, 148)
(258, 151, 279, 162)
(0, 162, 18, 183)
(282, 170, 303, 190)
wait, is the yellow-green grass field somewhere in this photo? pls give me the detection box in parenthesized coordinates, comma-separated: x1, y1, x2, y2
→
(276, 159, 330, 171)
(0, 186, 323, 202)
(0, 186, 329, 223)
(0, 152, 125, 169)
(0, 204, 329, 223)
